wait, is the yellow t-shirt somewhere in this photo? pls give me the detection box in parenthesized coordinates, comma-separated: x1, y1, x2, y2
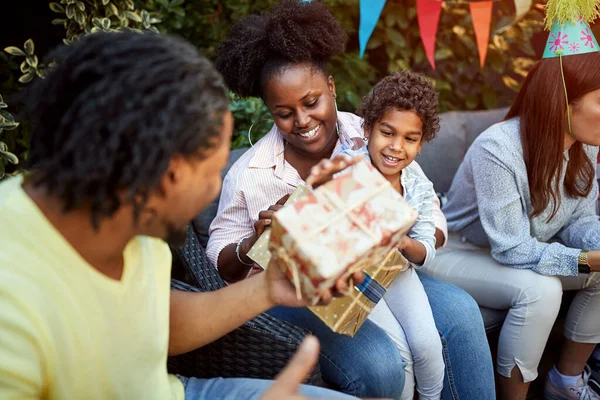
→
(0, 176, 184, 399)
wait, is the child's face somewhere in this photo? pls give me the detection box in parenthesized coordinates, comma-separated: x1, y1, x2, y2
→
(366, 109, 423, 178)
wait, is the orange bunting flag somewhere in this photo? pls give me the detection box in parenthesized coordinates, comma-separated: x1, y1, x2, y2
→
(469, 1, 493, 67)
(417, 0, 443, 69)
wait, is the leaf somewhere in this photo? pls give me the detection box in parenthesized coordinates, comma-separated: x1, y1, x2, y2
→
(125, 0, 135, 10)
(75, 10, 85, 25)
(434, 80, 452, 91)
(26, 55, 38, 68)
(385, 12, 395, 28)
(465, 93, 479, 110)
(108, 3, 119, 17)
(93, 17, 103, 29)
(413, 45, 425, 64)
(77, 1, 85, 11)
(4, 47, 26, 57)
(66, 4, 76, 18)
(386, 28, 406, 47)
(482, 85, 498, 109)
(102, 0, 110, 5)
(171, 8, 184, 17)
(435, 48, 453, 60)
(102, 18, 111, 29)
(52, 18, 67, 26)
(49, 2, 65, 13)
(125, 11, 142, 22)
(366, 35, 383, 50)
(502, 76, 521, 92)
(170, 0, 184, 6)
(18, 71, 36, 84)
(0, 150, 19, 165)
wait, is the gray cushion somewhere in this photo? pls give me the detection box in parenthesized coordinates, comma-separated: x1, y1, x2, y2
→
(193, 148, 248, 248)
(420, 107, 509, 193)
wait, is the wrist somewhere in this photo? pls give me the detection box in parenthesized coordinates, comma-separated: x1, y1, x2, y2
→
(236, 237, 255, 267)
(588, 251, 600, 271)
(257, 271, 277, 309)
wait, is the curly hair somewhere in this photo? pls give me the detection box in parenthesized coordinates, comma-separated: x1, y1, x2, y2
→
(359, 70, 440, 143)
(215, 0, 347, 98)
(25, 31, 229, 227)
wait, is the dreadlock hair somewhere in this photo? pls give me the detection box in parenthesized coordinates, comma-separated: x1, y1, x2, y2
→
(215, 0, 347, 98)
(25, 31, 229, 228)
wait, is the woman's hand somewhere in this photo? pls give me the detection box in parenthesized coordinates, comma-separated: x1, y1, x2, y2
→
(305, 154, 364, 189)
(238, 194, 291, 262)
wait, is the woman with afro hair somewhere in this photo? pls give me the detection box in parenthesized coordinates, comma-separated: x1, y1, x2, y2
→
(207, 1, 495, 398)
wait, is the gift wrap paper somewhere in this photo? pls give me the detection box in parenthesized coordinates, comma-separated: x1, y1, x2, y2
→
(268, 161, 418, 335)
(247, 185, 311, 269)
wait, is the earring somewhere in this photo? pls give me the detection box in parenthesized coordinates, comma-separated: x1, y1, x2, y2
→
(334, 98, 340, 136)
(362, 137, 368, 142)
(417, 152, 422, 157)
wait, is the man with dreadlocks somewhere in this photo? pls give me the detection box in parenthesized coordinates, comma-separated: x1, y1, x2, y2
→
(0, 31, 358, 399)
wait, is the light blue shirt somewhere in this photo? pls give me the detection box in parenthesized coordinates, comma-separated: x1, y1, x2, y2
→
(444, 118, 600, 276)
(341, 145, 437, 267)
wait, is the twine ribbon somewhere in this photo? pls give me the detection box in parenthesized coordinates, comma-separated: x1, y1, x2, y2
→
(273, 176, 408, 308)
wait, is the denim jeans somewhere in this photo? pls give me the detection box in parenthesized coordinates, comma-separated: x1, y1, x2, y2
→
(419, 272, 496, 400)
(180, 376, 354, 399)
(267, 306, 407, 399)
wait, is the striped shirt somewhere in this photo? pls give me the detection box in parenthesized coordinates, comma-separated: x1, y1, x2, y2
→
(207, 111, 448, 277)
(341, 145, 437, 267)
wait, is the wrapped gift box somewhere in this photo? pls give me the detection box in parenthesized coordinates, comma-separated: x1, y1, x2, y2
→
(309, 249, 409, 336)
(269, 160, 418, 304)
(247, 185, 311, 269)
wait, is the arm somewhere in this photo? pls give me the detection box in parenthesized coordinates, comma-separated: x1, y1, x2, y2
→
(402, 176, 437, 266)
(206, 171, 257, 283)
(169, 257, 364, 356)
(409, 161, 448, 248)
(558, 170, 600, 251)
(472, 145, 580, 276)
(169, 272, 273, 355)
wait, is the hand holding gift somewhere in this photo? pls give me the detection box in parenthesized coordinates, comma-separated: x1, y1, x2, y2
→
(269, 159, 418, 305)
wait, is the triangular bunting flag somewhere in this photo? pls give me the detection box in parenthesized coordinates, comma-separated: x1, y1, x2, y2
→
(470, 1, 493, 67)
(514, 0, 532, 19)
(417, 0, 443, 69)
(358, 0, 387, 58)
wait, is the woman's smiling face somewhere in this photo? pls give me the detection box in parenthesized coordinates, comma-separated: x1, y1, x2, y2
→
(262, 63, 339, 160)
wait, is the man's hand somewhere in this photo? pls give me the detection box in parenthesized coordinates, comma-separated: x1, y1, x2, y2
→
(264, 257, 365, 308)
(261, 336, 320, 400)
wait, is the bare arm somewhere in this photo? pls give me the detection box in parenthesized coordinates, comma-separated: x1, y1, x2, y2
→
(169, 272, 273, 355)
(169, 256, 364, 356)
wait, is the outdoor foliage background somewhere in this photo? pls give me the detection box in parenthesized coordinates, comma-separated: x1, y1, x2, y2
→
(2, 0, 598, 177)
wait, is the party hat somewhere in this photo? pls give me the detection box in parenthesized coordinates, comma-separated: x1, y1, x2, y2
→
(541, 0, 599, 132)
(543, 18, 599, 58)
(542, 0, 600, 58)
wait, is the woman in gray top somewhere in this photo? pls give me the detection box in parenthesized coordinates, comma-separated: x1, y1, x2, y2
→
(421, 47, 600, 399)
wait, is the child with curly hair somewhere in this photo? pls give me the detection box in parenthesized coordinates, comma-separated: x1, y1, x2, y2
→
(338, 70, 445, 399)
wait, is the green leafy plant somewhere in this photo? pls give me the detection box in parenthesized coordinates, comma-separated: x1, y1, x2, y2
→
(0, 95, 21, 179)
(49, 0, 160, 44)
(4, 39, 54, 84)
(228, 92, 272, 149)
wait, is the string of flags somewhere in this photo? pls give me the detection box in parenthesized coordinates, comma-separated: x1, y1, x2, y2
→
(357, 0, 533, 69)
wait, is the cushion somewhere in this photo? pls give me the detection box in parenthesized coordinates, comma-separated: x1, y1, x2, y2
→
(420, 107, 509, 193)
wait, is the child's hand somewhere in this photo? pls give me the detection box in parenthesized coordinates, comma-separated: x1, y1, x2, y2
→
(305, 154, 364, 189)
(396, 236, 413, 252)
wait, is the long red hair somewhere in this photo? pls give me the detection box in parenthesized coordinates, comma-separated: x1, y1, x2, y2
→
(505, 51, 600, 220)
